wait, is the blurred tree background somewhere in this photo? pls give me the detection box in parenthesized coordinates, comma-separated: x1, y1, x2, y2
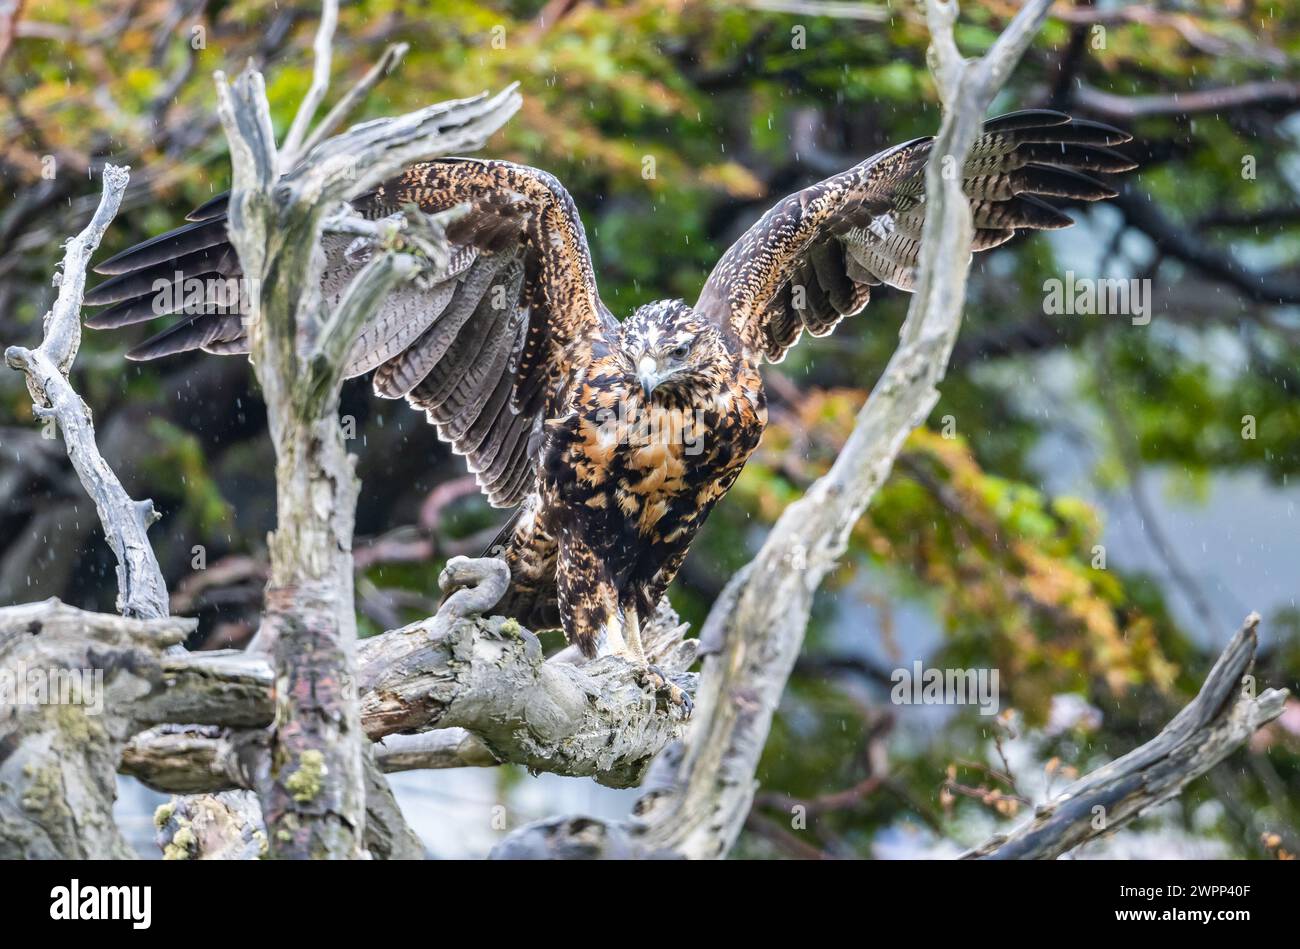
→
(1, 0, 1298, 858)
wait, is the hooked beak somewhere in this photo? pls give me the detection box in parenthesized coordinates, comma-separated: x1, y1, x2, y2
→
(637, 355, 660, 399)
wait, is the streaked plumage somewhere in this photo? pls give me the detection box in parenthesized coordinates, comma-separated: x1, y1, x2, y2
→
(87, 110, 1134, 676)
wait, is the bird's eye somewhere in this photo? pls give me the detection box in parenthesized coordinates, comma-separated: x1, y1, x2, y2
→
(671, 343, 690, 359)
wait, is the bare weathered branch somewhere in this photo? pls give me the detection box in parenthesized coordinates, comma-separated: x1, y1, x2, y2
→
(128, 731, 424, 859)
(116, 558, 695, 791)
(277, 0, 340, 172)
(212, 33, 520, 856)
(359, 749, 427, 859)
(122, 725, 256, 794)
(1, 569, 693, 857)
(3, 164, 169, 619)
(0, 558, 692, 851)
(965, 614, 1289, 859)
(148, 750, 425, 860)
(359, 561, 695, 788)
(296, 42, 410, 160)
(218, 57, 367, 859)
(0, 599, 194, 858)
(1075, 80, 1300, 119)
(373, 729, 499, 772)
(154, 792, 266, 860)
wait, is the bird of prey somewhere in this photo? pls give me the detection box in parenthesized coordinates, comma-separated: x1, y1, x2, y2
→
(86, 110, 1134, 702)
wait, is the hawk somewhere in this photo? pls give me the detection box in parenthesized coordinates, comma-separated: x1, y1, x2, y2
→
(86, 110, 1133, 702)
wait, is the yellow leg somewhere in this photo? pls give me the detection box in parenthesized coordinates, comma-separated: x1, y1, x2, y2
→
(624, 604, 692, 715)
(622, 604, 646, 665)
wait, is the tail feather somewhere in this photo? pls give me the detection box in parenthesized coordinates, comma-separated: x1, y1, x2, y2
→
(455, 494, 559, 631)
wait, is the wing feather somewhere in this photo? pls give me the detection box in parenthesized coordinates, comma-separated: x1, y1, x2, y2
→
(695, 111, 1135, 361)
(86, 158, 612, 509)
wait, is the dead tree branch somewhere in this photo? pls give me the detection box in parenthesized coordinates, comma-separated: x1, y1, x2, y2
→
(116, 558, 694, 792)
(966, 614, 1288, 859)
(0, 599, 194, 858)
(154, 791, 267, 860)
(276, 0, 340, 172)
(210, 0, 520, 856)
(3, 164, 169, 619)
(0, 559, 694, 857)
(153, 756, 426, 860)
(372, 729, 499, 772)
(1075, 81, 1300, 120)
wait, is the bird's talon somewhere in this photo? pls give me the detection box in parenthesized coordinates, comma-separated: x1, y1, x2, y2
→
(638, 663, 693, 717)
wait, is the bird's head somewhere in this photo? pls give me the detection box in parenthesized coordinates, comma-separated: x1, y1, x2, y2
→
(620, 300, 732, 405)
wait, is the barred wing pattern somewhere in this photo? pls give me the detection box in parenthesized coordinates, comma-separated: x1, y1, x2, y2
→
(85, 160, 616, 507)
(694, 110, 1135, 361)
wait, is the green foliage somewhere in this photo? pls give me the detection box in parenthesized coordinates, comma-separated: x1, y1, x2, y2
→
(141, 419, 236, 535)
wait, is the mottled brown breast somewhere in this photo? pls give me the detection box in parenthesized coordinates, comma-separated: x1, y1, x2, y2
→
(540, 350, 766, 599)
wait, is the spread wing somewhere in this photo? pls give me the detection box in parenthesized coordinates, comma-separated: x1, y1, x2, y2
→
(694, 110, 1136, 362)
(85, 160, 616, 507)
